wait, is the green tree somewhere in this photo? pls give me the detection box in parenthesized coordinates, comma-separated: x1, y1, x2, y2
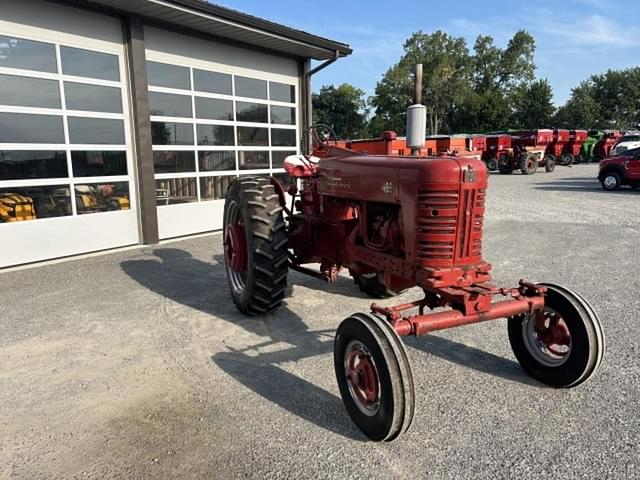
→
(369, 30, 537, 136)
(312, 83, 369, 139)
(510, 79, 555, 129)
(553, 68, 640, 130)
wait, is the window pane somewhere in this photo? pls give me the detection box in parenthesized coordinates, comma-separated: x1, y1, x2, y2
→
(270, 106, 295, 125)
(147, 61, 190, 90)
(151, 122, 194, 145)
(68, 117, 125, 145)
(238, 151, 269, 170)
(236, 102, 267, 123)
(0, 113, 64, 143)
(75, 182, 130, 214)
(199, 151, 235, 171)
(200, 175, 235, 201)
(193, 69, 232, 95)
(0, 36, 57, 73)
(271, 129, 296, 147)
(60, 47, 119, 81)
(197, 124, 234, 146)
(0, 151, 67, 180)
(195, 97, 233, 121)
(0, 185, 71, 222)
(237, 127, 268, 146)
(0, 74, 60, 108)
(149, 92, 192, 118)
(71, 151, 127, 177)
(156, 178, 197, 205)
(64, 82, 122, 113)
(153, 151, 195, 173)
(235, 76, 267, 99)
(270, 82, 295, 103)
(271, 151, 296, 169)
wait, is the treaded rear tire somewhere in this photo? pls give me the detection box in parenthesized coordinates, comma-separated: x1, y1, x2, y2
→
(223, 176, 288, 315)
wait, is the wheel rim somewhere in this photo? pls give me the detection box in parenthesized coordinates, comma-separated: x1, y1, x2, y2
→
(224, 201, 248, 293)
(603, 175, 617, 189)
(344, 340, 381, 416)
(522, 308, 572, 367)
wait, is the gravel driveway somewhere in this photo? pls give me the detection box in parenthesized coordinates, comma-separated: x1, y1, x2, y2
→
(1, 163, 638, 479)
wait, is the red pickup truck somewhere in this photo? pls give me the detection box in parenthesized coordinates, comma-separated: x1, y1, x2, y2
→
(598, 147, 640, 190)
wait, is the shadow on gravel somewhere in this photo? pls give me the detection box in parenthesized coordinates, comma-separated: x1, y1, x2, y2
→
(121, 247, 363, 441)
(534, 176, 639, 194)
(406, 334, 539, 386)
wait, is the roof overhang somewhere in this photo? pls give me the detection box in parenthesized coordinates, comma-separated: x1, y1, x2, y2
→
(66, 0, 352, 60)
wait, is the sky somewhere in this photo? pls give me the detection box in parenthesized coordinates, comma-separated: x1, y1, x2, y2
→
(215, 0, 640, 107)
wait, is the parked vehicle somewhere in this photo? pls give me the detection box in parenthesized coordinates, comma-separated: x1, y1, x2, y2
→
(563, 130, 588, 164)
(593, 130, 622, 160)
(598, 147, 640, 190)
(508, 129, 555, 174)
(482, 134, 512, 171)
(581, 130, 603, 162)
(609, 132, 640, 157)
(547, 129, 572, 166)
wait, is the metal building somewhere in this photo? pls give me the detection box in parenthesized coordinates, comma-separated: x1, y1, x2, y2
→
(0, 0, 350, 267)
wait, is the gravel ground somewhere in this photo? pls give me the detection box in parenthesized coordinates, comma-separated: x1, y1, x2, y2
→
(1, 163, 639, 479)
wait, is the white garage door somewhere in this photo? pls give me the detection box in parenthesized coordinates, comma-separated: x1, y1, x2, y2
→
(0, 4, 138, 268)
(145, 27, 299, 239)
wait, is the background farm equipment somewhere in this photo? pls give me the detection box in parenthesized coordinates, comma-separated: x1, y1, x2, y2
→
(593, 130, 622, 160)
(564, 130, 588, 164)
(504, 129, 555, 174)
(581, 130, 603, 162)
(482, 134, 512, 172)
(220, 61, 605, 439)
(548, 129, 572, 166)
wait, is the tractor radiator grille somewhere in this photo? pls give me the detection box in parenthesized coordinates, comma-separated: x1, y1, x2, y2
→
(416, 188, 486, 267)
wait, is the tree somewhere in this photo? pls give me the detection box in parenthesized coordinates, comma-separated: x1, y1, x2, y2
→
(312, 83, 369, 139)
(369, 30, 537, 136)
(511, 79, 555, 129)
(553, 68, 640, 130)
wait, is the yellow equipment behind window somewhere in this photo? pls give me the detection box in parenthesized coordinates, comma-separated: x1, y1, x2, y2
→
(0, 194, 36, 222)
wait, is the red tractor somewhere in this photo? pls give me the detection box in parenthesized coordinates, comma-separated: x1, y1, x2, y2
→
(222, 126, 604, 441)
(508, 129, 556, 174)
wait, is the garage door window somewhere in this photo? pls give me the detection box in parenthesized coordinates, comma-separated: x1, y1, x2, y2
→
(148, 60, 298, 206)
(0, 34, 131, 224)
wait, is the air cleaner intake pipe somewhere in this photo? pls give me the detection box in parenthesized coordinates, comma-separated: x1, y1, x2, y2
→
(407, 64, 426, 156)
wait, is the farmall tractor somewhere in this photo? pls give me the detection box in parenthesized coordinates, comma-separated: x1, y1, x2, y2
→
(222, 84, 605, 442)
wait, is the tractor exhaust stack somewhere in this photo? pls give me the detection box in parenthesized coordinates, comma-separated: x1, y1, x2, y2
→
(407, 63, 426, 156)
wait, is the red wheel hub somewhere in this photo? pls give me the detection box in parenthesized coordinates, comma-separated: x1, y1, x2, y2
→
(225, 223, 247, 272)
(346, 347, 380, 410)
(535, 311, 571, 356)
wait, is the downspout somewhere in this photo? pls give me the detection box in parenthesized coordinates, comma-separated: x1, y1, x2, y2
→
(302, 50, 342, 154)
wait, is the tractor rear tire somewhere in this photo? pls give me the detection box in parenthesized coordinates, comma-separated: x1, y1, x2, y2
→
(498, 154, 513, 174)
(486, 157, 498, 171)
(507, 283, 604, 388)
(223, 176, 288, 315)
(353, 273, 404, 298)
(544, 155, 556, 173)
(334, 312, 414, 441)
(520, 153, 537, 175)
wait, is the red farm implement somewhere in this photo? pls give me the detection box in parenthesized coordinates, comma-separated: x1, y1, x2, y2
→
(221, 122, 605, 441)
(563, 130, 588, 164)
(546, 129, 572, 166)
(593, 130, 622, 160)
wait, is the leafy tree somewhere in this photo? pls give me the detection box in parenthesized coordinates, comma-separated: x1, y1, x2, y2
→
(369, 30, 537, 136)
(510, 79, 555, 129)
(312, 83, 369, 139)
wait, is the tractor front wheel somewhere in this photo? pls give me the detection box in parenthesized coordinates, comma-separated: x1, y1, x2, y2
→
(544, 155, 556, 173)
(334, 313, 414, 441)
(353, 273, 404, 298)
(486, 157, 498, 171)
(498, 154, 513, 174)
(507, 283, 604, 388)
(223, 176, 288, 315)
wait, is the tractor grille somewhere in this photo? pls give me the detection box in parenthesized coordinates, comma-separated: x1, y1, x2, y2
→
(416, 188, 485, 267)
